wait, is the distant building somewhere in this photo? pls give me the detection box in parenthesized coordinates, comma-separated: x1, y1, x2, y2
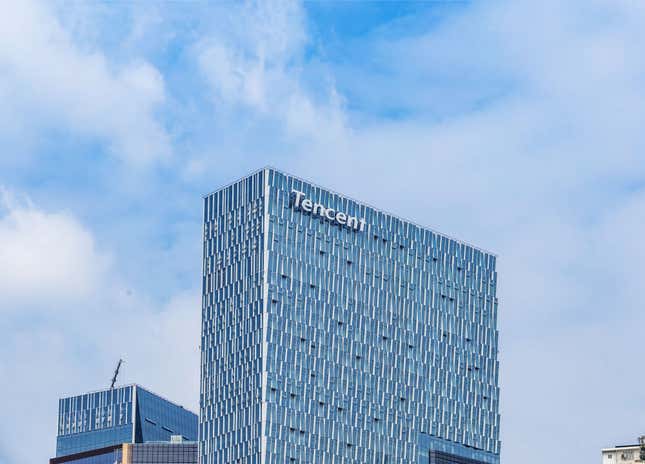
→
(602, 437, 645, 464)
(55, 384, 197, 458)
(49, 436, 197, 464)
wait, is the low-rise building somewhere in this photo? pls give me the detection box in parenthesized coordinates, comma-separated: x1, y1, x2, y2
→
(602, 437, 645, 464)
(49, 436, 198, 464)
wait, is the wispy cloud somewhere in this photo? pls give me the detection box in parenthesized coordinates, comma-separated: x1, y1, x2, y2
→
(1, 0, 645, 463)
(0, 188, 107, 308)
(0, 0, 170, 165)
(195, 0, 345, 142)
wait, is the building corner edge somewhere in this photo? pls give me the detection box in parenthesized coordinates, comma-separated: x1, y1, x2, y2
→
(260, 168, 271, 464)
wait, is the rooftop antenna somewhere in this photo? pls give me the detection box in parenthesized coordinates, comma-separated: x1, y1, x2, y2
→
(110, 358, 124, 389)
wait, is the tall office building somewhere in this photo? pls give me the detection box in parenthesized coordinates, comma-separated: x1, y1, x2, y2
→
(56, 384, 198, 458)
(200, 168, 501, 464)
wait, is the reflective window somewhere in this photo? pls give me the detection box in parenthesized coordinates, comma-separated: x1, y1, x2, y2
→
(56, 385, 197, 457)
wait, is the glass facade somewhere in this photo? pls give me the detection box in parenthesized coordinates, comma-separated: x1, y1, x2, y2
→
(128, 443, 198, 463)
(135, 387, 198, 444)
(428, 450, 489, 464)
(56, 385, 198, 457)
(57, 386, 135, 457)
(50, 443, 197, 464)
(200, 168, 501, 464)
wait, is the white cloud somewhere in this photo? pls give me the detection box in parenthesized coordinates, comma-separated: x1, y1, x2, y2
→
(195, 0, 345, 141)
(0, 0, 169, 164)
(0, 326, 77, 464)
(0, 189, 108, 308)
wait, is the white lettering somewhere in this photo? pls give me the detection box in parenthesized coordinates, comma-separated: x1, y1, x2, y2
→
(302, 198, 313, 212)
(292, 190, 305, 208)
(312, 202, 326, 216)
(290, 189, 366, 232)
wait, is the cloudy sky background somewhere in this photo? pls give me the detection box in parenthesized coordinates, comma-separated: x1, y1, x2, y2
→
(1, 0, 644, 462)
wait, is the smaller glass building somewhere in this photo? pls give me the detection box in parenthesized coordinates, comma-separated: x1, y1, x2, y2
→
(55, 385, 197, 457)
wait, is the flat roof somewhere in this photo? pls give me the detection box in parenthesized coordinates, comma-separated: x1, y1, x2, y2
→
(602, 445, 640, 451)
(203, 166, 497, 257)
(58, 384, 197, 416)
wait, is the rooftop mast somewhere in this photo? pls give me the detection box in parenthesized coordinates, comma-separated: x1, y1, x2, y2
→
(110, 358, 124, 389)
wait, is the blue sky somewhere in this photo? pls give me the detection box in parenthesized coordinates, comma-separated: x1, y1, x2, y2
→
(1, 1, 645, 463)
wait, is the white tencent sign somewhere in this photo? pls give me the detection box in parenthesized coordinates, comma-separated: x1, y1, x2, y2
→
(291, 190, 366, 232)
